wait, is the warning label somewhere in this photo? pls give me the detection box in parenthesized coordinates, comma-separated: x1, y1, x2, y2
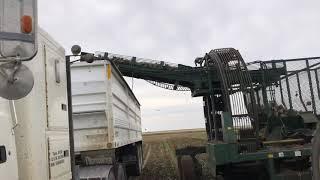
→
(50, 150, 66, 167)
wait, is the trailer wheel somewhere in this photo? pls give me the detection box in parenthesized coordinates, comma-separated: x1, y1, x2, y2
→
(178, 156, 197, 180)
(313, 128, 320, 180)
(116, 164, 127, 180)
(126, 143, 143, 176)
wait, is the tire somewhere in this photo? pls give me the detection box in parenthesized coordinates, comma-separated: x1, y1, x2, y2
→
(312, 128, 320, 180)
(116, 164, 127, 180)
(126, 143, 143, 176)
(178, 156, 197, 180)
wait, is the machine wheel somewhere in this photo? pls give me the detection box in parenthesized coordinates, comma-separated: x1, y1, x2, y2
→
(115, 164, 127, 180)
(312, 128, 320, 180)
(178, 156, 197, 180)
(126, 143, 143, 176)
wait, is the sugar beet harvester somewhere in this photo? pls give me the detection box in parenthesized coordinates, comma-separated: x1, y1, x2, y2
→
(73, 47, 320, 180)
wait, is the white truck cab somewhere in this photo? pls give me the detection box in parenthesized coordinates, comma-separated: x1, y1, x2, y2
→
(0, 28, 72, 180)
(0, 1, 72, 179)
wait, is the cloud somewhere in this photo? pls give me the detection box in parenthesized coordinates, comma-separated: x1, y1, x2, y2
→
(39, 0, 320, 131)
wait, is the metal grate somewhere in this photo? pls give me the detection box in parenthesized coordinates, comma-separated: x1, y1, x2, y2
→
(252, 58, 320, 116)
(206, 48, 259, 152)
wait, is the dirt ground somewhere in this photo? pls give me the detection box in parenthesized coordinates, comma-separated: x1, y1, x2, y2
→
(134, 129, 214, 180)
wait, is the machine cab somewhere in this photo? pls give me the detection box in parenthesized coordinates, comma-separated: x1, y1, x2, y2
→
(0, 0, 37, 61)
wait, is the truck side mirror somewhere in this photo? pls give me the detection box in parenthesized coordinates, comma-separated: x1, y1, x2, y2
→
(0, 0, 38, 61)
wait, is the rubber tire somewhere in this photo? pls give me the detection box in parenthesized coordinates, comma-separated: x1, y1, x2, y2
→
(179, 156, 197, 180)
(116, 164, 127, 180)
(312, 127, 320, 180)
(126, 143, 143, 176)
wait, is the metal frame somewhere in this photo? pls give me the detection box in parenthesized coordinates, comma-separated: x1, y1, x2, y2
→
(66, 56, 76, 180)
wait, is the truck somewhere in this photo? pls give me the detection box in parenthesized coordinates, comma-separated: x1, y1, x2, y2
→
(71, 60, 143, 179)
(0, 0, 143, 179)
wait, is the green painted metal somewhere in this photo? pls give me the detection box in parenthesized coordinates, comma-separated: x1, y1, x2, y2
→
(207, 143, 312, 180)
(111, 58, 286, 97)
(221, 112, 236, 143)
(207, 142, 311, 165)
(207, 142, 312, 179)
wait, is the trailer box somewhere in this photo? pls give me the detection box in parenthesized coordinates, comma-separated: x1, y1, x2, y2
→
(71, 60, 142, 153)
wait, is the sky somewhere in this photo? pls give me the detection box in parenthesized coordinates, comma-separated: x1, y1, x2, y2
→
(39, 0, 320, 131)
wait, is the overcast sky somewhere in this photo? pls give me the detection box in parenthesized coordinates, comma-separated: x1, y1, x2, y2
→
(39, 0, 320, 131)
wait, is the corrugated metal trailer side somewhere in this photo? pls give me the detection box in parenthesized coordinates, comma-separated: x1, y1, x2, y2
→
(71, 60, 142, 153)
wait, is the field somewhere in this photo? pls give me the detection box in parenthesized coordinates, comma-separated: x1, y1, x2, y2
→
(135, 128, 213, 180)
